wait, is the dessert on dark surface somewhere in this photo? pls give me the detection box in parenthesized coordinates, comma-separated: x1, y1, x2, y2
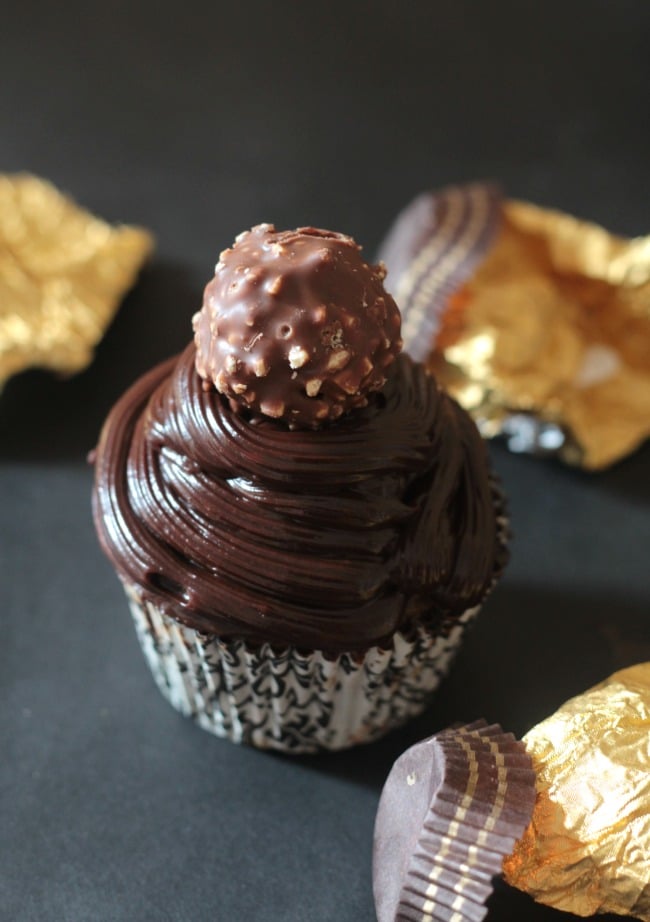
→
(92, 224, 507, 752)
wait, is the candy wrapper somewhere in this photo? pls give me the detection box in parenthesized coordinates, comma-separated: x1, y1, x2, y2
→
(379, 183, 650, 469)
(374, 664, 650, 921)
(0, 173, 153, 389)
(504, 663, 650, 919)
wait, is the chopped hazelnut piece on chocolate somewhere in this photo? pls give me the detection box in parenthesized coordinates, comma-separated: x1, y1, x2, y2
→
(193, 224, 402, 426)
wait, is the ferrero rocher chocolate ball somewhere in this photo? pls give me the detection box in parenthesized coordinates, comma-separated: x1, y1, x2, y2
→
(192, 223, 402, 427)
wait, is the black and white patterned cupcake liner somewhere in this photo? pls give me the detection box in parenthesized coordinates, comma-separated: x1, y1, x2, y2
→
(125, 584, 482, 754)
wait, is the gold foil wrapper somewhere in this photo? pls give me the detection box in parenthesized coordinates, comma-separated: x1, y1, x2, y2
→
(434, 201, 650, 469)
(503, 664, 650, 919)
(0, 174, 153, 389)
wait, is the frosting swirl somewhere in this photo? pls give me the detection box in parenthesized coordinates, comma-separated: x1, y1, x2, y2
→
(93, 344, 506, 653)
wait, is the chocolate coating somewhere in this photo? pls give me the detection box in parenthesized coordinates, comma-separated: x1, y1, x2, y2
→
(93, 345, 506, 654)
(193, 224, 402, 427)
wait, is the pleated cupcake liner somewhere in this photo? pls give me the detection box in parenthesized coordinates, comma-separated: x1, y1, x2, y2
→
(374, 720, 536, 922)
(125, 583, 482, 754)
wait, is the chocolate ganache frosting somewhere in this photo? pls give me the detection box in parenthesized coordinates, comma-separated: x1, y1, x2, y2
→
(93, 226, 506, 654)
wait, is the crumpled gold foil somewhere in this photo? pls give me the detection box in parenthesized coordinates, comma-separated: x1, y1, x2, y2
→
(503, 664, 650, 919)
(433, 201, 650, 469)
(0, 174, 153, 389)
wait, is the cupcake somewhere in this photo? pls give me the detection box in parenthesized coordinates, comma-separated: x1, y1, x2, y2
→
(92, 224, 508, 753)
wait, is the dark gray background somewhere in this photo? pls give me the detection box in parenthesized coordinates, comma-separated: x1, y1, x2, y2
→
(1, 2, 649, 920)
